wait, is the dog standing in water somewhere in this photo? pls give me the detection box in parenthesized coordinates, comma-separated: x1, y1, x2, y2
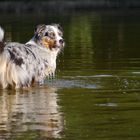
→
(0, 24, 64, 88)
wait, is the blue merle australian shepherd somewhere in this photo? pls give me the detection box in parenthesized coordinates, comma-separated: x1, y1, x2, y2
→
(0, 24, 64, 89)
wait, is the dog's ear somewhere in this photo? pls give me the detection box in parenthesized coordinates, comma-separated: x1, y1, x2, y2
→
(57, 24, 63, 33)
(34, 24, 46, 39)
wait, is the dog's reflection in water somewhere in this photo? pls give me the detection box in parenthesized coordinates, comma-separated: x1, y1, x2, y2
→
(0, 86, 64, 139)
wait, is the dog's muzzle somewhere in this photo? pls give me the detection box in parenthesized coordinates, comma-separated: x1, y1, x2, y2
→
(58, 39, 65, 48)
(42, 37, 64, 49)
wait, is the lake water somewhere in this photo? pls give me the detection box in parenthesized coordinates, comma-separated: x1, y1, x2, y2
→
(0, 10, 140, 140)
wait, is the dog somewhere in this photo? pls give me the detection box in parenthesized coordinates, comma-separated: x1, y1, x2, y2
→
(0, 24, 64, 89)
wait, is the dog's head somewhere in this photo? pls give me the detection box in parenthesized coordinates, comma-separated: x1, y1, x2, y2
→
(34, 24, 65, 50)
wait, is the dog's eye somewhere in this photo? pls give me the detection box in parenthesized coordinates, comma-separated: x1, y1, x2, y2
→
(45, 32, 48, 36)
(58, 32, 63, 37)
(45, 31, 55, 38)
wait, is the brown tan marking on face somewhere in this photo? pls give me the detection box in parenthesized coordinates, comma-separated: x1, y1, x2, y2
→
(42, 37, 55, 49)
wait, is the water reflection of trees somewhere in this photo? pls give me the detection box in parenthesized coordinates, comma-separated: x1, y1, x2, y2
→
(0, 87, 64, 139)
(65, 11, 140, 71)
(92, 12, 140, 70)
(62, 13, 96, 74)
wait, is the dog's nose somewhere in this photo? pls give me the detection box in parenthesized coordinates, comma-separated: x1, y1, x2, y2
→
(59, 39, 64, 44)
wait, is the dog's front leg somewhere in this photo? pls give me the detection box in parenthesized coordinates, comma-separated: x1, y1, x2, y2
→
(36, 73, 45, 86)
(38, 79, 44, 85)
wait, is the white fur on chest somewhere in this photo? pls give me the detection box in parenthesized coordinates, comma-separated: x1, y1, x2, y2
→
(26, 40, 59, 76)
(44, 49, 58, 76)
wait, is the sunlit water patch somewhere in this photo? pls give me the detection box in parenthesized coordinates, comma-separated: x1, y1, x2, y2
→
(46, 78, 99, 89)
(46, 72, 140, 92)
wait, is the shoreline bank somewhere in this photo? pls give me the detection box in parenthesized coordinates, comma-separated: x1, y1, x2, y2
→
(0, 1, 140, 13)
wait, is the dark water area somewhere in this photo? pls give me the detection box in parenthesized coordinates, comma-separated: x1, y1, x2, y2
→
(0, 9, 140, 140)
